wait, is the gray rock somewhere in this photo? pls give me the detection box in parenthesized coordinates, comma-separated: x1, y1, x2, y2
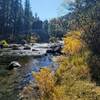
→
(8, 61, 21, 70)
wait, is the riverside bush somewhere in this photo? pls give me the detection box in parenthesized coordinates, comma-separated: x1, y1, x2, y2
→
(54, 31, 100, 100)
(63, 31, 83, 55)
(32, 68, 66, 100)
(0, 40, 8, 48)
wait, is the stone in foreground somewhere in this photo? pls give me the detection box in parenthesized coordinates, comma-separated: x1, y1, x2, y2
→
(8, 61, 21, 70)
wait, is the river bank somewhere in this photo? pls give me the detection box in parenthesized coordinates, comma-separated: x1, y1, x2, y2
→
(0, 54, 59, 100)
(0, 42, 63, 99)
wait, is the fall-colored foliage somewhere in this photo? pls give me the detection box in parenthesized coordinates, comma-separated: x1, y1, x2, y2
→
(32, 68, 66, 100)
(33, 68, 55, 99)
(63, 31, 84, 55)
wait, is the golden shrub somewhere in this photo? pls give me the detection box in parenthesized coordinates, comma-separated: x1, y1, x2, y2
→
(53, 85, 67, 100)
(33, 68, 55, 99)
(0, 40, 9, 48)
(33, 68, 66, 100)
(63, 31, 83, 55)
(55, 55, 100, 100)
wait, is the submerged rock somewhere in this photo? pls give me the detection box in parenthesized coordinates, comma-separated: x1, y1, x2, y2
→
(8, 61, 21, 70)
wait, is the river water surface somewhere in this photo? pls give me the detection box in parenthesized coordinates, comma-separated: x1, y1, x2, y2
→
(0, 54, 57, 100)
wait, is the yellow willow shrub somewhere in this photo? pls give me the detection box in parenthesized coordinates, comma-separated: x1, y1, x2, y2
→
(53, 85, 67, 100)
(33, 68, 66, 100)
(55, 56, 77, 85)
(33, 68, 55, 97)
(63, 31, 84, 55)
(65, 80, 100, 100)
(55, 56, 100, 100)
(33, 68, 54, 100)
(55, 53, 90, 86)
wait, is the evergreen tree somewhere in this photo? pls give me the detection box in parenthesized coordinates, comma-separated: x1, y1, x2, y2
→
(0, 0, 11, 34)
(43, 20, 48, 33)
(24, 0, 33, 34)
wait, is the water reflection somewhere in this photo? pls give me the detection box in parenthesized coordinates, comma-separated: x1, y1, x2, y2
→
(0, 54, 55, 100)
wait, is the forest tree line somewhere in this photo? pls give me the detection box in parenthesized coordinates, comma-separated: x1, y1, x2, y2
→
(0, 0, 75, 43)
(0, 0, 72, 43)
(0, 0, 32, 35)
(0, 0, 50, 42)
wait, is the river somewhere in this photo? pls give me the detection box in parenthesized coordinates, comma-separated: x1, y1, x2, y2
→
(0, 54, 58, 100)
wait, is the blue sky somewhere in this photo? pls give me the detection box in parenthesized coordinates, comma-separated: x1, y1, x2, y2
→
(22, 0, 75, 20)
(29, 0, 67, 20)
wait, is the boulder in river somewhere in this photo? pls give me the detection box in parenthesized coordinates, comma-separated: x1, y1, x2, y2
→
(47, 44, 62, 54)
(23, 44, 31, 50)
(8, 61, 21, 70)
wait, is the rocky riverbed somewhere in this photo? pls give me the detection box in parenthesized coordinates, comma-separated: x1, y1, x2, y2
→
(0, 42, 64, 57)
(0, 54, 58, 100)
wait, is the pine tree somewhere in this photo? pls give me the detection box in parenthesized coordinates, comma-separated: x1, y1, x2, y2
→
(24, 0, 33, 34)
(0, 0, 11, 34)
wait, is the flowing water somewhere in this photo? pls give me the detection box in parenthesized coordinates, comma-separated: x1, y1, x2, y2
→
(0, 54, 57, 100)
